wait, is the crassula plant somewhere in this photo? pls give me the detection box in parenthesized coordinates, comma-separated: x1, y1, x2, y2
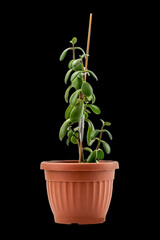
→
(59, 37, 112, 163)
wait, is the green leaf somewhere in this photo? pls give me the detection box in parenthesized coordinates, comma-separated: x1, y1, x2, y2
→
(104, 121, 111, 126)
(102, 129, 113, 140)
(100, 119, 111, 126)
(74, 47, 85, 55)
(72, 77, 83, 90)
(59, 119, 71, 141)
(84, 112, 88, 119)
(69, 89, 81, 106)
(68, 60, 74, 69)
(71, 37, 77, 45)
(89, 140, 95, 146)
(102, 141, 111, 154)
(67, 129, 74, 138)
(65, 69, 73, 84)
(86, 70, 98, 81)
(71, 136, 78, 144)
(70, 71, 82, 81)
(81, 82, 93, 97)
(71, 132, 78, 144)
(100, 119, 105, 126)
(70, 100, 84, 123)
(59, 47, 72, 61)
(83, 147, 92, 153)
(87, 104, 101, 114)
(72, 59, 84, 71)
(65, 105, 74, 119)
(97, 149, 104, 160)
(64, 85, 73, 103)
(87, 150, 97, 163)
(90, 129, 100, 140)
(85, 119, 95, 145)
(92, 93, 96, 104)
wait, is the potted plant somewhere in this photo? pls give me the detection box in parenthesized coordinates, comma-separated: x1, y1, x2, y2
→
(41, 14, 119, 225)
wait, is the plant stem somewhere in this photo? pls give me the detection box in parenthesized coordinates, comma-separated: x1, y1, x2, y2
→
(72, 45, 75, 60)
(96, 126, 103, 150)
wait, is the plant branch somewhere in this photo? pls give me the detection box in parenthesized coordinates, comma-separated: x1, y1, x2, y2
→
(96, 126, 104, 150)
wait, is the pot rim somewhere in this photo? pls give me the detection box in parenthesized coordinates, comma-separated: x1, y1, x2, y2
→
(40, 160, 119, 171)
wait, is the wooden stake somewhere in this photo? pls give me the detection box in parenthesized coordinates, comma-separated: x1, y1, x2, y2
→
(85, 13, 92, 80)
(78, 13, 93, 163)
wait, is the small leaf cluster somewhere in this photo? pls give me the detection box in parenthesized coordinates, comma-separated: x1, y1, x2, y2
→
(59, 37, 112, 163)
(84, 119, 112, 162)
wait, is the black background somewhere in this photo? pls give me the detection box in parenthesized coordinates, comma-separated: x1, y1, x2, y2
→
(4, 1, 156, 238)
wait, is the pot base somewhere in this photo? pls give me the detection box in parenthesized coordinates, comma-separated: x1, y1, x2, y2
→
(55, 217, 105, 225)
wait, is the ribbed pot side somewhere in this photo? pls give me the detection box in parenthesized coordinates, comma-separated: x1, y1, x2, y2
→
(41, 160, 119, 225)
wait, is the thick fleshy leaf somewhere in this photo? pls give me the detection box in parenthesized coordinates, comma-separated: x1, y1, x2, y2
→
(87, 104, 101, 114)
(102, 141, 111, 154)
(81, 82, 93, 97)
(72, 77, 83, 90)
(59, 119, 71, 141)
(59, 47, 72, 61)
(104, 121, 111, 126)
(72, 59, 84, 71)
(83, 147, 92, 153)
(90, 129, 100, 140)
(70, 71, 82, 81)
(86, 70, 98, 81)
(68, 60, 74, 69)
(97, 149, 104, 160)
(65, 69, 73, 84)
(65, 105, 74, 119)
(102, 129, 113, 140)
(64, 85, 73, 103)
(69, 89, 81, 106)
(71, 37, 77, 45)
(85, 119, 95, 145)
(87, 150, 97, 163)
(70, 100, 84, 123)
(92, 93, 96, 104)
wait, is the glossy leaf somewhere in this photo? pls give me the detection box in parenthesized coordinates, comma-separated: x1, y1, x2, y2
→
(59, 47, 72, 61)
(92, 93, 96, 104)
(104, 121, 111, 126)
(87, 104, 101, 114)
(102, 141, 111, 154)
(71, 71, 82, 81)
(64, 85, 73, 103)
(84, 112, 88, 119)
(72, 77, 83, 90)
(65, 105, 74, 119)
(86, 70, 98, 81)
(83, 147, 92, 153)
(87, 150, 97, 163)
(71, 136, 78, 144)
(81, 82, 93, 97)
(72, 59, 84, 71)
(102, 129, 113, 140)
(68, 60, 74, 69)
(70, 100, 84, 123)
(69, 89, 81, 106)
(65, 69, 73, 84)
(85, 119, 95, 145)
(97, 149, 104, 160)
(71, 37, 77, 45)
(90, 129, 100, 140)
(59, 119, 71, 141)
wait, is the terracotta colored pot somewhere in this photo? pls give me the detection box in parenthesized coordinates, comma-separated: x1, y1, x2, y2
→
(40, 160, 119, 225)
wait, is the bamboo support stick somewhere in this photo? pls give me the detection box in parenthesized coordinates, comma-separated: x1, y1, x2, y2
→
(85, 13, 92, 81)
(78, 13, 93, 163)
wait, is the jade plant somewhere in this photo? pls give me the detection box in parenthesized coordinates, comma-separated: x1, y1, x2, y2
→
(59, 37, 112, 163)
